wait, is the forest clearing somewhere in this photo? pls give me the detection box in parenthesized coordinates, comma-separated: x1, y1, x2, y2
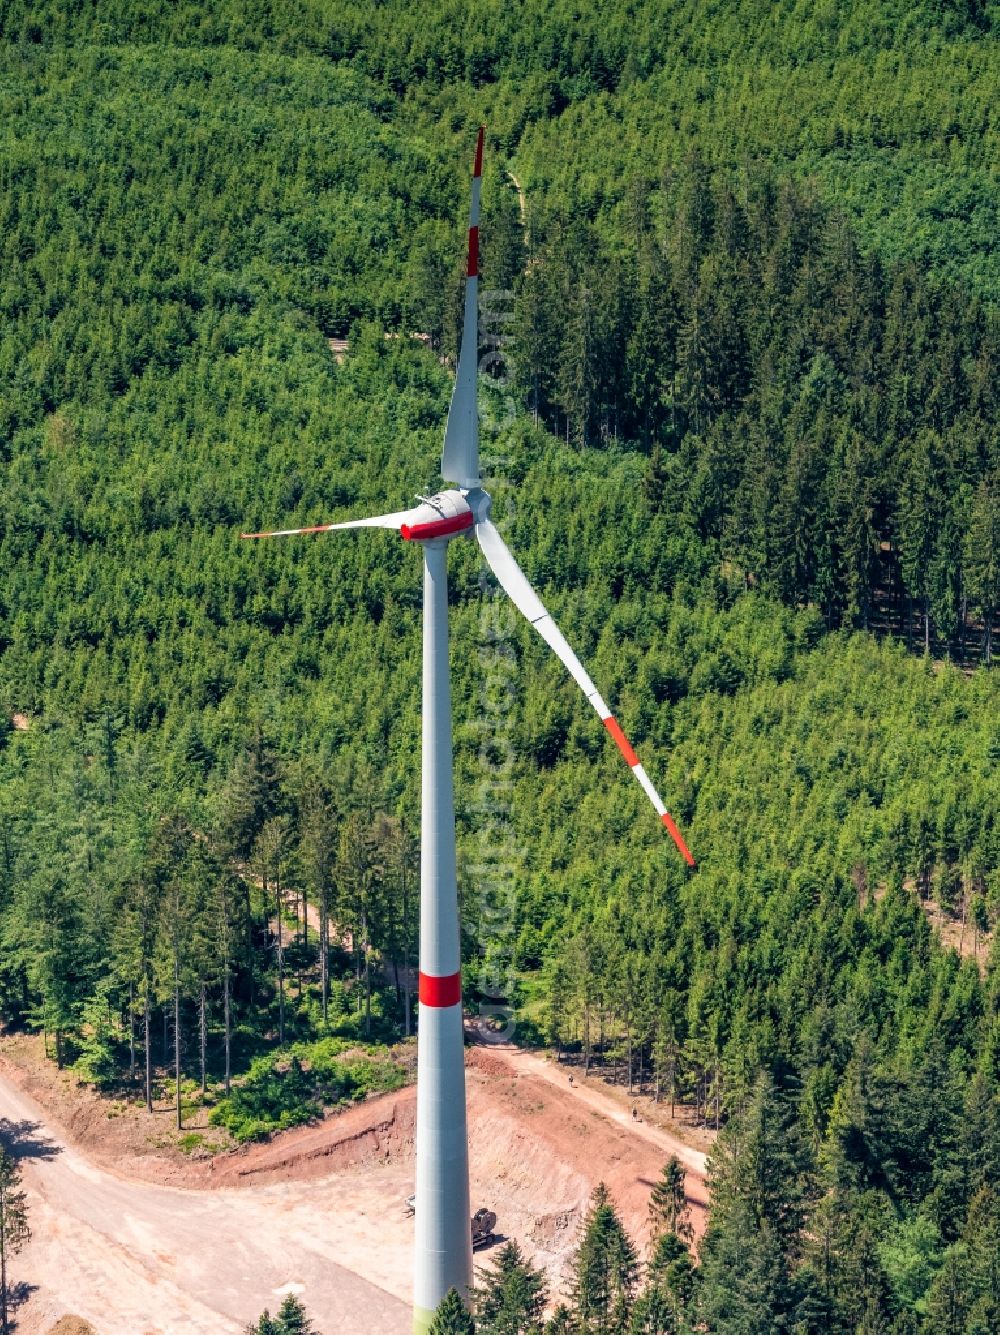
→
(0, 1036, 706, 1332)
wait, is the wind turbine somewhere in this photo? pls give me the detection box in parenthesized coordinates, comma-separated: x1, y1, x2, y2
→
(242, 126, 695, 1333)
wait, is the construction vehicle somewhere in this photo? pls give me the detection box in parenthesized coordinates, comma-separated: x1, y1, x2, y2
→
(471, 1207, 497, 1250)
(403, 1196, 496, 1250)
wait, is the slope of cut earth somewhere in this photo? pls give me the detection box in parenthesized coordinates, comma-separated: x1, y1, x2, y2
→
(464, 1046, 708, 1291)
(0, 1039, 708, 1330)
(478, 1044, 712, 1175)
(0, 1068, 411, 1334)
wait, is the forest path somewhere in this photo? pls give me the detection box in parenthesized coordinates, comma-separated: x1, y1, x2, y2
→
(0, 1070, 410, 1335)
(476, 1042, 710, 1182)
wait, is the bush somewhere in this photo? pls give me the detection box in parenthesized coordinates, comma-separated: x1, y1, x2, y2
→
(210, 1037, 406, 1142)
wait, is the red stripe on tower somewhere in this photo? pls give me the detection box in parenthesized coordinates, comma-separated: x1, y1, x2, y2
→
(467, 226, 479, 278)
(419, 970, 462, 1008)
(474, 125, 484, 178)
(662, 812, 696, 868)
(603, 716, 640, 768)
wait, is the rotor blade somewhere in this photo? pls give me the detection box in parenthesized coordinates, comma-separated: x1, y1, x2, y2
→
(441, 126, 484, 490)
(240, 509, 415, 539)
(476, 516, 695, 866)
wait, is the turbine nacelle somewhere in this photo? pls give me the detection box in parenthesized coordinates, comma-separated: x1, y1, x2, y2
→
(400, 490, 474, 543)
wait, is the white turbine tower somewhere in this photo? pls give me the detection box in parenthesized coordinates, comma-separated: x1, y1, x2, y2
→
(242, 126, 695, 1332)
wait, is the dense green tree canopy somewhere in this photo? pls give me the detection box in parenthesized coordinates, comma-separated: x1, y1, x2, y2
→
(0, 6, 997, 1330)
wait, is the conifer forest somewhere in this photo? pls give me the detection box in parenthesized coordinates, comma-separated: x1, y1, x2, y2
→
(0, 2, 998, 1331)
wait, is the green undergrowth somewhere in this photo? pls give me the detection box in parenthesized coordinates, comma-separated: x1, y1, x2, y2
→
(209, 1036, 408, 1143)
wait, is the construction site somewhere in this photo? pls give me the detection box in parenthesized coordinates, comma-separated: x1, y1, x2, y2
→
(0, 1033, 709, 1333)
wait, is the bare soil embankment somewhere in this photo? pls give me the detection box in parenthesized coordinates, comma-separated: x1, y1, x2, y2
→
(0, 1032, 709, 1332)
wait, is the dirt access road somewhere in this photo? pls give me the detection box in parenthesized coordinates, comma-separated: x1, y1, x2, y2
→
(0, 1041, 709, 1333)
(491, 1044, 709, 1181)
(0, 1071, 411, 1335)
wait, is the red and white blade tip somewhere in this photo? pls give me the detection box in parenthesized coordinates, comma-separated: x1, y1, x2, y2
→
(602, 714, 696, 867)
(474, 125, 484, 178)
(474, 516, 695, 866)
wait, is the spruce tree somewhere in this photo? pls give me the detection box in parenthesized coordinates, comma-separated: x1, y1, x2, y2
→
(628, 1286, 676, 1335)
(219, 728, 282, 860)
(709, 1073, 814, 1251)
(965, 479, 1000, 664)
(696, 1074, 816, 1331)
(648, 1158, 691, 1242)
(633, 1232, 692, 1335)
(925, 1243, 971, 1334)
(430, 1288, 475, 1335)
(695, 1202, 792, 1333)
(275, 1293, 317, 1334)
(244, 1313, 280, 1335)
(961, 1186, 1000, 1333)
(645, 1232, 694, 1313)
(476, 1240, 547, 1334)
(480, 175, 526, 294)
(543, 1306, 576, 1334)
(571, 1184, 638, 1334)
(821, 1206, 896, 1334)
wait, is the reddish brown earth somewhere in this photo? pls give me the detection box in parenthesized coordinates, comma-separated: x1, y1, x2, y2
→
(0, 1034, 709, 1332)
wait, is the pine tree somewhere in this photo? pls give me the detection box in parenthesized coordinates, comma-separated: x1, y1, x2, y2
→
(429, 1288, 476, 1335)
(0, 1148, 30, 1335)
(631, 1232, 693, 1335)
(275, 1293, 317, 1334)
(695, 1201, 792, 1333)
(571, 1184, 638, 1334)
(244, 1310, 281, 1335)
(648, 1158, 691, 1242)
(476, 1240, 547, 1334)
